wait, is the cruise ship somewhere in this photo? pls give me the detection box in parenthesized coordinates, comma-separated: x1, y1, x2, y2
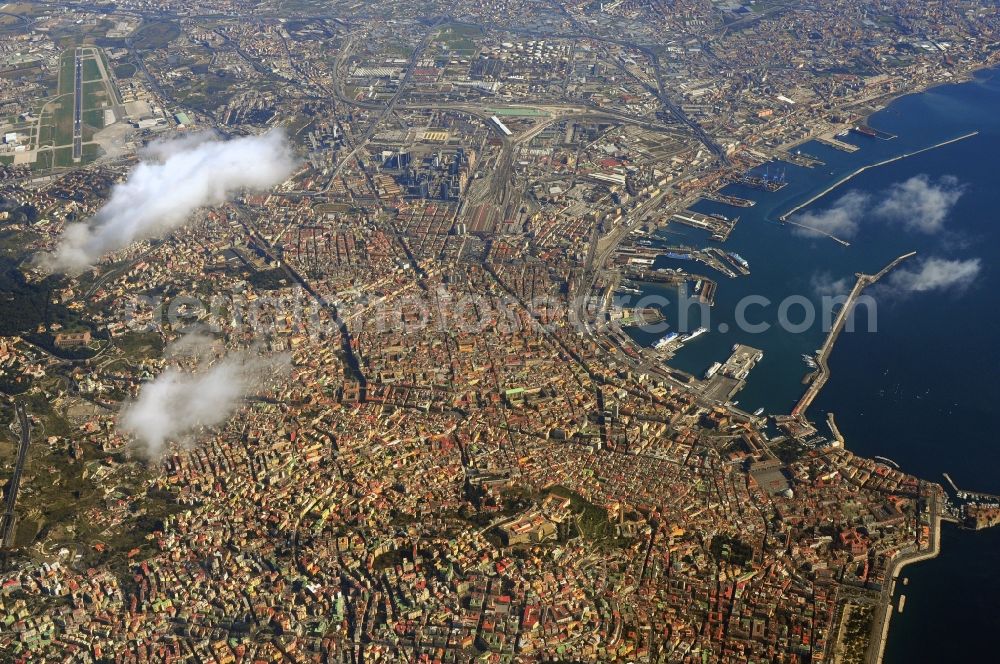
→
(654, 332, 680, 349)
(727, 252, 749, 269)
(682, 327, 708, 343)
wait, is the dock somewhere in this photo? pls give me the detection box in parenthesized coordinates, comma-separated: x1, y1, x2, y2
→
(701, 344, 764, 402)
(941, 472, 1000, 503)
(668, 210, 738, 241)
(815, 135, 860, 153)
(791, 252, 916, 418)
(779, 150, 825, 168)
(657, 245, 739, 278)
(700, 191, 757, 208)
(826, 412, 845, 447)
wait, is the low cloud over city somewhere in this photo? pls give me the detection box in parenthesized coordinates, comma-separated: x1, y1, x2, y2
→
(40, 129, 297, 274)
(119, 335, 289, 457)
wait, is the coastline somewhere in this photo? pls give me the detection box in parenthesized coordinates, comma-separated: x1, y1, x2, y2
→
(866, 506, 943, 664)
(636, 59, 1000, 664)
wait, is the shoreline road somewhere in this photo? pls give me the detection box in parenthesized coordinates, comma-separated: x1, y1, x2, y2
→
(865, 490, 942, 664)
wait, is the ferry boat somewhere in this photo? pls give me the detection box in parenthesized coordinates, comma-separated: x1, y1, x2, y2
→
(704, 361, 722, 379)
(682, 327, 708, 343)
(654, 332, 680, 349)
(753, 407, 765, 416)
(727, 252, 749, 269)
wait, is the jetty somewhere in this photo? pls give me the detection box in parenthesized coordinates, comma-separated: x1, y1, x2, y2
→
(942, 472, 1000, 503)
(791, 252, 916, 418)
(780, 131, 979, 222)
(782, 219, 851, 246)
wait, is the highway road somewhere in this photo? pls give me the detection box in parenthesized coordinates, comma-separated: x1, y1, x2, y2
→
(1, 403, 31, 549)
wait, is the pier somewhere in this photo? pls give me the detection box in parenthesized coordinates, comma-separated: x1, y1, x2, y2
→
(815, 135, 860, 153)
(782, 219, 851, 246)
(826, 412, 845, 446)
(780, 131, 979, 223)
(700, 191, 757, 208)
(778, 150, 825, 168)
(791, 252, 916, 418)
(668, 210, 737, 241)
(941, 472, 1000, 503)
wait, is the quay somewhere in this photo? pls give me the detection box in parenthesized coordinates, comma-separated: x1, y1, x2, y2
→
(826, 412, 845, 446)
(700, 191, 756, 208)
(780, 131, 979, 222)
(791, 252, 916, 418)
(778, 150, 825, 168)
(815, 135, 860, 152)
(668, 210, 737, 241)
(701, 344, 764, 403)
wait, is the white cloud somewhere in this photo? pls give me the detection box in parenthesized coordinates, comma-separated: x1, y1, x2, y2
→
(119, 341, 290, 457)
(873, 174, 964, 234)
(792, 191, 870, 239)
(809, 271, 851, 297)
(887, 256, 981, 293)
(41, 129, 297, 274)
